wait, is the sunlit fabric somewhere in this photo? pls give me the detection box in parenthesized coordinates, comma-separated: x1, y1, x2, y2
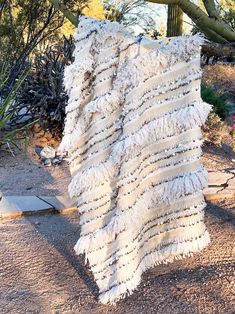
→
(58, 16, 212, 305)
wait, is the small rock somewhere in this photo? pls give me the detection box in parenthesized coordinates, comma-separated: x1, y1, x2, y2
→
(42, 158, 52, 167)
(34, 220, 40, 225)
(51, 158, 61, 166)
(32, 122, 42, 133)
(40, 146, 56, 159)
(35, 145, 43, 156)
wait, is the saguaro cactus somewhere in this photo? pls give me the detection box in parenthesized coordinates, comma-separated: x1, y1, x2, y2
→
(167, 4, 183, 37)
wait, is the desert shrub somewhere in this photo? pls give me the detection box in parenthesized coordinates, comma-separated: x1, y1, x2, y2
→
(201, 85, 229, 120)
(202, 111, 229, 146)
(202, 64, 235, 101)
(17, 36, 74, 134)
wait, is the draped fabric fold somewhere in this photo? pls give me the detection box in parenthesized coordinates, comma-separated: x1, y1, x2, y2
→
(59, 16, 212, 305)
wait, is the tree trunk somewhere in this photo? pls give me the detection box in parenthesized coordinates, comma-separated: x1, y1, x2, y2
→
(167, 4, 183, 37)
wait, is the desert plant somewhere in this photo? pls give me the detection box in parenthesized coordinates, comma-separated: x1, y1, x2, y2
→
(201, 85, 229, 120)
(167, 5, 183, 37)
(0, 0, 88, 89)
(17, 36, 74, 134)
(0, 64, 31, 154)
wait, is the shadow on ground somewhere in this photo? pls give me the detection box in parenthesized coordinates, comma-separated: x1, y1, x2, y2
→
(0, 199, 234, 314)
(0, 146, 71, 196)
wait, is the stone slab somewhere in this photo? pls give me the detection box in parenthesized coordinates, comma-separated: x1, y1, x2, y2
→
(217, 188, 235, 196)
(204, 193, 235, 201)
(204, 186, 235, 201)
(203, 187, 221, 195)
(226, 177, 235, 189)
(0, 196, 54, 219)
(208, 171, 234, 187)
(39, 196, 77, 214)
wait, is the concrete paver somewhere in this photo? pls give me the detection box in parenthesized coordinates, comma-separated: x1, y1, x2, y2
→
(204, 170, 235, 201)
(1, 169, 235, 219)
(0, 196, 53, 218)
(207, 171, 234, 186)
(39, 196, 77, 214)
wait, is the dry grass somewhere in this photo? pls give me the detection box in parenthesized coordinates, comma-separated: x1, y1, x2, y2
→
(201, 64, 235, 150)
(202, 64, 235, 99)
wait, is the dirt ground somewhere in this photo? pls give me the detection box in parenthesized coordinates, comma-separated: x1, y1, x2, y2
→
(0, 132, 71, 196)
(0, 127, 234, 313)
(0, 198, 234, 314)
(0, 125, 235, 197)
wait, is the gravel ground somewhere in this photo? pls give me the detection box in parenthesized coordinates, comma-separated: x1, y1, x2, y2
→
(0, 138, 234, 197)
(0, 140, 71, 196)
(0, 120, 234, 197)
(0, 199, 234, 314)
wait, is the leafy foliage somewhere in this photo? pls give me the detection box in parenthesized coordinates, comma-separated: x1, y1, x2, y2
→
(83, 0, 105, 19)
(0, 0, 88, 88)
(0, 0, 107, 135)
(103, 0, 159, 33)
(201, 85, 229, 120)
(218, 0, 235, 30)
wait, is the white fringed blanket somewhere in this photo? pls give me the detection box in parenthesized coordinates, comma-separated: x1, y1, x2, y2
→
(58, 16, 212, 305)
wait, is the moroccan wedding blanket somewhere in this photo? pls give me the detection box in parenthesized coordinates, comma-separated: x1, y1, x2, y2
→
(58, 16, 212, 304)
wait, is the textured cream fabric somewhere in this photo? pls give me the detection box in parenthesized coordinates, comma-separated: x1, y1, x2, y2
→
(58, 16, 212, 304)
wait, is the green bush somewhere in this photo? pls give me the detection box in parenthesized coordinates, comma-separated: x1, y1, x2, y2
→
(201, 85, 229, 120)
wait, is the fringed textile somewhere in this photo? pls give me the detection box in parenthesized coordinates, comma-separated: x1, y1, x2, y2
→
(58, 16, 212, 305)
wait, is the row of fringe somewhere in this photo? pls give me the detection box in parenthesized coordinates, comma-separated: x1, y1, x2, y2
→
(60, 16, 211, 305)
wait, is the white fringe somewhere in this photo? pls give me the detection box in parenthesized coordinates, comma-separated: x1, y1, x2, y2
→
(88, 202, 206, 271)
(85, 90, 122, 115)
(98, 230, 210, 305)
(68, 159, 117, 198)
(66, 101, 211, 196)
(109, 167, 208, 231)
(73, 167, 208, 255)
(115, 33, 204, 92)
(112, 101, 212, 163)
